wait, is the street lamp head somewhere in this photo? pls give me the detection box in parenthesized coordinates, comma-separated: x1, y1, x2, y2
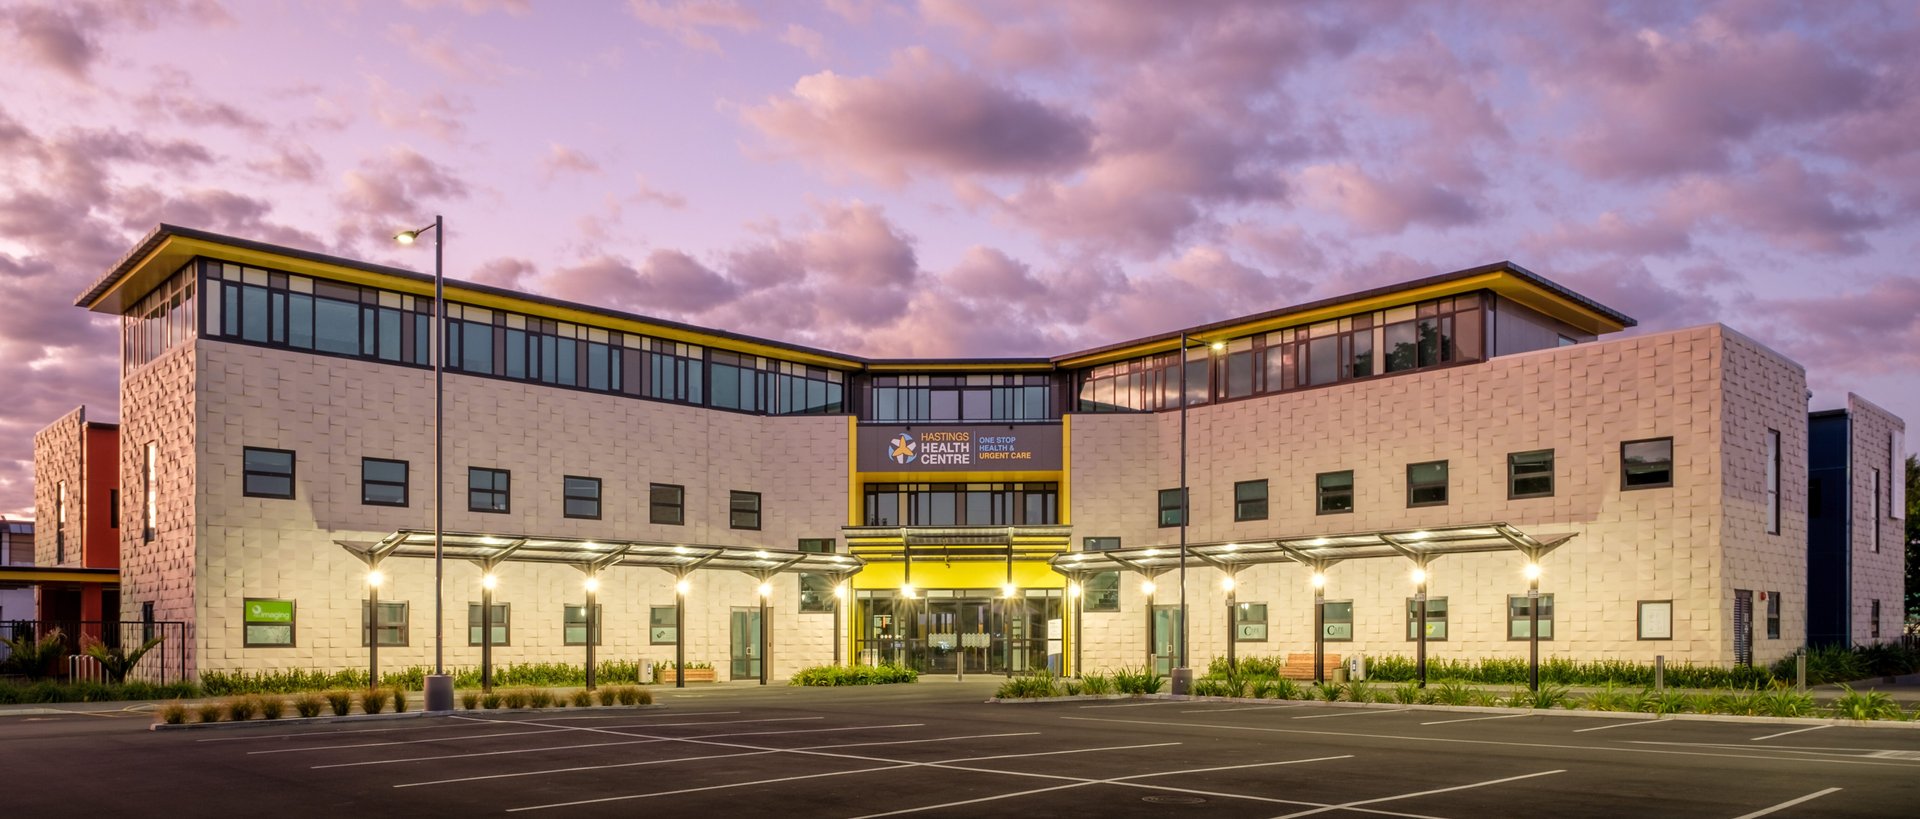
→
(1410, 567, 1428, 585)
(1001, 583, 1017, 599)
(1523, 563, 1542, 581)
(900, 583, 916, 599)
(1209, 341, 1226, 351)
(675, 578, 691, 596)
(757, 581, 773, 598)
(1220, 575, 1236, 592)
(1310, 571, 1326, 589)
(481, 573, 498, 590)
(394, 230, 417, 245)
(1140, 579, 1157, 596)
(833, 582, 849, 599)
(584, 576, 600, 593)
(367, 569, 384, 588)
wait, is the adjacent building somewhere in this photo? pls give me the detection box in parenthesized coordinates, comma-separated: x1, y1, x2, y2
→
(33, 224, 1907, 681)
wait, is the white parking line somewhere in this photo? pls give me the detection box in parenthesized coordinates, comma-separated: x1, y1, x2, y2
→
(1266, 769, 1566, 818)
(314, 720, 881, 769)
(1749, 725, 1830, 742)
(1181, 703, 1313, 714)
(1293, 708, 1410, 720)
(1730, 787, 1841, 818)
(465, 710, 738, 722)
(1420, 713, 1530, 726)
(849, 754, 1355, 819)
(1078, 701, 1180, 709)
(195, 717, 560, 743)
(272, 716, 818, 757)
(1571, 718, 1659, 733)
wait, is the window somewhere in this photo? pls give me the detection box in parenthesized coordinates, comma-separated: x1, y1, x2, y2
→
(468, 467, 510, 513)
(1406, 460, 1448, 507)
(1321, 601, 1353, 641)
(468, 602, 510, 645)
(564, 604, 603, 646)
(650, 483, 684, 525)
(564, 476, 602, 519)
(1083, 537, 1121, 552)
(1622, 438, 1674, 489)
(1557, 334, 1577, 347)
(1406, 597, 1448, 640)
(55, 481, 65, 563)
(1508, 594, 1554, 640)
(1766, 592, 1781, 639)
(361, 601, 409, 646)
(650, 605, 678, 644)
(863, 483, 1058, 525)
(243, 447, 296, 499)
(1871, 600, 1881, 639)
(1158, 488, 1185, 527)
(1233, 480, 1268, 522)
(1870, 469, 1881, 552)
(797, 539, 836, 613)
(1316, 470, 1353, 514)
(143, 442, 157, 541)
(1234, 602, 1268, 641)
(1637, 600, 1673, 640)
(1765, 430, 1781, 534)
(108, 488, 119, 529)
(243, 598, 296, 647)
(729, 491, 762, 530)
(1508, 450, 1553, 499)
(362, 458, 409, 507)
(1084, 572, 1121, 612)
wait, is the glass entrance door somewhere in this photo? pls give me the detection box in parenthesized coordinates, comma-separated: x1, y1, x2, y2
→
(923, 598, 991, 674)
(730, 607, 761, 680)
(1152, 605, 1183, 675)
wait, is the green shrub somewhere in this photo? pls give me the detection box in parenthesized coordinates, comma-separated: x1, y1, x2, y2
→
(614, 686, 640, 706)
(529, 690, 554, 708)
(1831, 686, 1902, 721)
(293, 694, 324, 718)
(360, 688, 390, 715)
(1431, 681, 1473, 706)
(324, 690, 354, 716)
(571, 690, 595, 707)
(1079, 673, 1115, 695)
(1112, 667, 1164, 695)
(224, 696, 257, 721)
(1642, 689, 1691, 715)
(789, 664, 919, 686)
(461, 691, 481, 710)
(503, 690, 531, 709)
(1755, 686, 1815, 718)
(258, 696, 284, 719)
(81, 634, 166, 684)
(597, 687, 617, 706)
(1345, 681, 1381, 703)
(481, 692, 502, 709)
(1508, 685, 1569, 709)
(1310, 681, 1346, 702)
(389, 688, 408, 713)
(0, 628, 65, 679)
(196, 702, 223, 723)
(996, 674, 1063, 699)
(0, 679, 198, 704)
(1581, 684, 1647, 712)
(159, 701, 188, 724)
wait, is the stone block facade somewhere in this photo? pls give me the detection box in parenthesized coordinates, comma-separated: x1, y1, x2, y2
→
(31, 407, 84, 568)
(1845, 394, 1906, 644)
(118, 340, 200, 672)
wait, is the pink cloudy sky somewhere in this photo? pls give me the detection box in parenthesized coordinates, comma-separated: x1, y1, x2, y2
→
(2, 0, 1917, 517)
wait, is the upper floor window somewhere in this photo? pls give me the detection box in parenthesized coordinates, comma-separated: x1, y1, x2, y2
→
(1765, 430, 1780, 534)
(1083, 537, 1121, 552)
(205, 261, 431, 365)
(729, 491, 762, 530)
(866, 374, 1053, 423)
(143, 442, 157, 541)
(564, 476, 602, 520)
(650, 483, 685, 525)
(469, 467, 510, 513)
(1158, 488, 1185, 527)
(55, 481, 66, 563)
(864, 483, 1058, 526)
(797, 539, 837, 614)
(1622, 438, 1674, 490)
(1233, 480, 1268, 521)
(362, 458, 409, 507)
(1407, 461, 1448, 507)
(123, 263, 197, 373)
(1508, 450, 1553, 499)
(1317, 470, 1354, 514)
(243, 447, 296, 499)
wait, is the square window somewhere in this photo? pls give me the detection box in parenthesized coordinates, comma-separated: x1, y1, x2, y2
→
(1321, 601, 1353, 641)
(1084, 572, 1121, 612)
(650, 605, 679, 644)
(243, 447, 296, 499)
(468, 602, 510, 645)
(1406, 596, 1448, 640)
(468, 467, 510, 513)
(1507, 450, 1553, 499)
(1158, 488, 1185, 527)
(1406, 460, 1448, 507)
(564, 475, 602, 519)
(730, 490, 762, 530)
(362, 458, 409, 507)
(563, 604, 602, 646)
(1637, 600, 1672, 640)
(1316, 471, 1354, 514)
(1234, 602, 1268, 641)
(361, 600, 409, 647)
(650, 483, 685, 525)
(798, 575, 834, 613)
(1622, 438, 1674, 489)
(1233, 479, 1268, 522)
(1508, 594, 1554, 640)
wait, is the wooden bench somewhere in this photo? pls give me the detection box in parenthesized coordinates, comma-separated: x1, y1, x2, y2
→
(1278, 652, 1341, 680)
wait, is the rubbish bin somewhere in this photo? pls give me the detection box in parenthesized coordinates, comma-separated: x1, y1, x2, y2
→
(1331, 667, 1349, 684)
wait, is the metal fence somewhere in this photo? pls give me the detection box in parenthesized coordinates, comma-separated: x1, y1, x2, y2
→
(0, 620, 190, 684)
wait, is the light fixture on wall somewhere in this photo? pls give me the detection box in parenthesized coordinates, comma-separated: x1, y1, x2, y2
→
(675, 578, 691, 596)
(1140, 579, 1157, 596)
(481, 573, 498, 590)
(1310, 572, 1326, 589)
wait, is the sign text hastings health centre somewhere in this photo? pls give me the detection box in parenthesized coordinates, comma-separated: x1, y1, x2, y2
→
(857, 424, 1063, 473)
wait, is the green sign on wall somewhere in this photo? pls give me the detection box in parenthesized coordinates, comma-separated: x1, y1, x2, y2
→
(245, 599, 294, 623)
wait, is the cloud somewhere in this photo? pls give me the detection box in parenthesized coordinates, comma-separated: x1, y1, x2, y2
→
(545, 250, 739, 314)
(0, 0, 229, 81)
(336, 146, 472, 248)
(1524, 211, 1694, 258)
(1764, 274, 1920, 380)
(540, 143, 601, 181)
(780, 24, 828, 61)
(1662, 157, 1882, 255)
(365, 75, 474, 143)
(469, 257, 536, 289)
(627, 0, 760, 53)
(633, 175, 687, 210)
(1298, 164, 1481, 234)
(742, 48, 1094, 183)
(388, 23, 519, 83)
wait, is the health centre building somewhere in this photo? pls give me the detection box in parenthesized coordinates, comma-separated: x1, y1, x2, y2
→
(34, 225, 1907, 682)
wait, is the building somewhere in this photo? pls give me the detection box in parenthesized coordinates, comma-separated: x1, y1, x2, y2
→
(1807, 397, 1907, 647)
(0, 519, 36, 621)
(36, 224, 1906, 681)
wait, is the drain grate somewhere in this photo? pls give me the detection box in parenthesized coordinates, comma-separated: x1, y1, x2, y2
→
(1142, 795, 1208, 805)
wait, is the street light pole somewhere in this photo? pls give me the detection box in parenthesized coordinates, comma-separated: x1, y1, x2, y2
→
(1526, 563, 1542, 692)
(584, 575, 599, 691)
(1175, 332, 1190, 694)
(396, 215, 452, 712)
(367, 568, 381, 690)
(1414, 566, 1429, 689)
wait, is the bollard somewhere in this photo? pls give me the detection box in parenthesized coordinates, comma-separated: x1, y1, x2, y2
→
(1654, 655, 1665, 691)
(1796, 651, 1807, 692)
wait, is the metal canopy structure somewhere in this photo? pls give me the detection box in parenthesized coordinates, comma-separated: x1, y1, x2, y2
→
(1048, 522, 1574, 577)
(338, 529, 865, 579)
(843, 524, 1072, 564)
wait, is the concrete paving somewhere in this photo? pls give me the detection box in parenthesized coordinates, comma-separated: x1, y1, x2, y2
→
(3, 680, 1918, 817)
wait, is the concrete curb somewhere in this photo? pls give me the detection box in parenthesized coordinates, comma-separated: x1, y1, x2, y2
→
(991, 692, 1920, 729)
(147, 702, 671, 731)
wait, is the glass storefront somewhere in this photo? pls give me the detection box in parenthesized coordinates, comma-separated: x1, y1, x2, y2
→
(854, 589, 1061, 675)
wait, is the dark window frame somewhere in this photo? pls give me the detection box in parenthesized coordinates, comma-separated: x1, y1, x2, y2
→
(1507, 593, 1555, 641)
(1233, 479, 1269, 522)
(467, 602, 511, 646)
(797, 538, 837, 614)
(242, 446, 297, 500)
(563, 603, 603, 646)
(1157, 488, 1184, 528)
(361, 457, 410, 507)
(361, 600, 410, 647)
(242, 597, 297, 648)
(1765, 591, 1781, 640)
(563, 475, 603, 520)
(1405, 596, 1449, 641)
(468, 467, 511, 514)
(1316, 470, 1354, 515)
(650, 483, 685, 526)
(650, 605, 678, 645)
(1406, 460, 1448, 508)
(1765, 429, 1781, 534)
(108, 488, 119, 529)
(1621, 437, 1675, 490)
(1084, 571, 1121, 612)
(1507, 449, 1554, 500)
(729, 490, 762, 531)
(1234, 602, 1268, 642)
(1321, 600, 1354, 642)
(1637, 599, 1673, 641)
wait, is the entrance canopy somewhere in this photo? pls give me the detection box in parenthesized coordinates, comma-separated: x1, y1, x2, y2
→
(843, 524, 1073, 564)
(1049, 522, 1574, 577)
(337, 529, 865, 578)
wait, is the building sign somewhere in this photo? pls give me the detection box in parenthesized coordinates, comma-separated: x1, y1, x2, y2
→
(243, 598, 296, 647)
(857, 424, 1062, 472)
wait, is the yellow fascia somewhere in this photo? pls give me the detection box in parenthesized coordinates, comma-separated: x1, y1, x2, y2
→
(0, 569, 119, 584)
(865, 361, 1055, 373)
(848, 560, 1063, 591)
(98, 236, 863, 369)
(854, 470, 1062, 483)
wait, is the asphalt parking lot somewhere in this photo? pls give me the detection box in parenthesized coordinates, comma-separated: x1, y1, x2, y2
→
(5, 682, 1919, 817)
